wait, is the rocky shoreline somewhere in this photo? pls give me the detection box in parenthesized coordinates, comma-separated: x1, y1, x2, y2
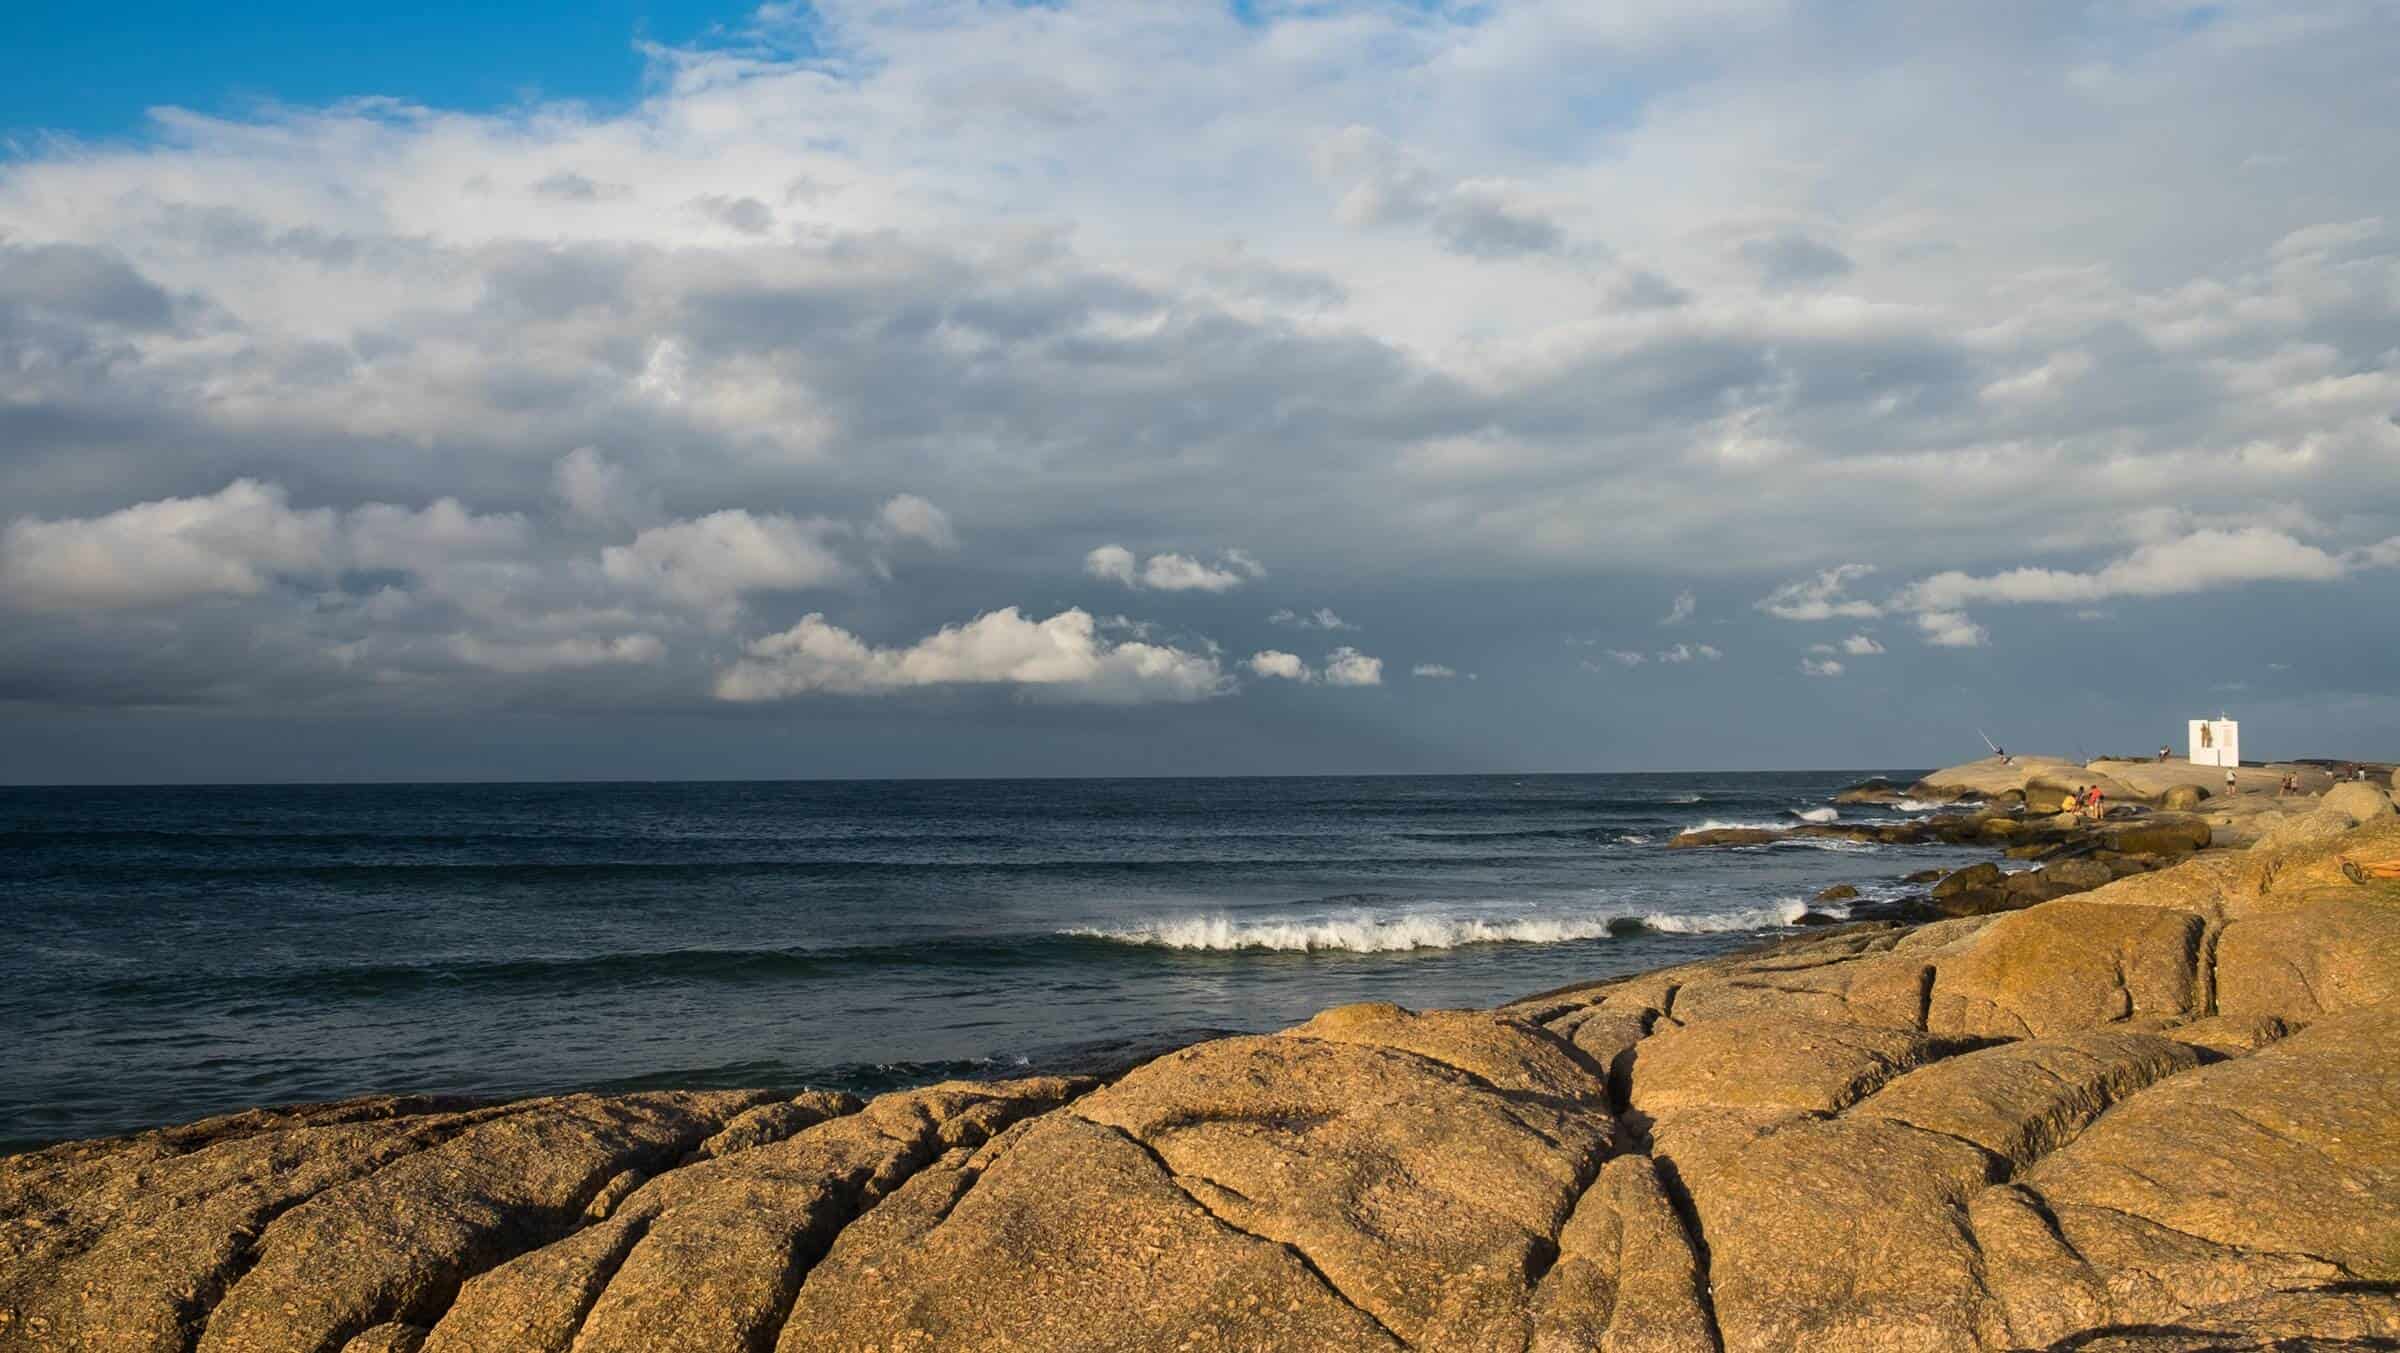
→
(1666, 758, 2278, 925)
(4, 761, 2397, 1352)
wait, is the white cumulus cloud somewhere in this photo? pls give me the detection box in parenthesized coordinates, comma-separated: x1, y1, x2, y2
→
(1083, 544, 1139, 588)
(1322, 646, 1384, 687)
(1, 481, 528, 615)
(1268, 607, 1356, 631)
(347, 499, 531, 573)
(1915, 611, 1990, 648)
(873, 494, 958, 552)
(552, 448, 654, 528)
(1086, 546, 1264, 592)
(1412, 663, 1458, 678)
(1, 480, 337, 612)
(1660, 591, 1696, 626)
(1839, 633, 1885, 655)
(600, 510, 850, 624)
(716, 607, 1230, 704)
(1800, 656, 1845, 677)
(1655, 643, 1722, 664)
(1757, 565, 1882, 622)
(1895, 528, 2352, 611)
(1247, 649, 1312, 681)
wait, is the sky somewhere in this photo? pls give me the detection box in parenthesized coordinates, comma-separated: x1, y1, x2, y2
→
(2, 0, 2398, 783)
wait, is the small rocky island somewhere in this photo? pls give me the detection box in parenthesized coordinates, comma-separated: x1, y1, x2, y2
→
(5, 759, 2397, 1352)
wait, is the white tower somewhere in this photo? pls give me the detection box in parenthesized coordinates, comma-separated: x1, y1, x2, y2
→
(2188, 715, 2240, 768)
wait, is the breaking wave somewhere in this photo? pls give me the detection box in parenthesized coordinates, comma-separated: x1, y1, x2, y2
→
(1644, 897, 1821, 932)
(1789, 807, 1839, 824)
(1067, 899, 1820, 953)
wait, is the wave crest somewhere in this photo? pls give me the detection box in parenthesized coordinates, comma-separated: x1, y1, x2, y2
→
(1067, 900, 1818, 953)
(1645, 897, 1817, 932)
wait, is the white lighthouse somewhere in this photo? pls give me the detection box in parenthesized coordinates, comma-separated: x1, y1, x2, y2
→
(2188, 715, 2240, 768)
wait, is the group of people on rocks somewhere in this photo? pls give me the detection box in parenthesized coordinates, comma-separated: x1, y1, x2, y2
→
(2069, 784, 2108, 822)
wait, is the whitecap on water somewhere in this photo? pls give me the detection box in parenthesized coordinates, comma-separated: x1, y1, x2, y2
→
(1644, 896, 1818, 932)
(1684, 817, 1787, 833)
(1067, 900, 1819, 953)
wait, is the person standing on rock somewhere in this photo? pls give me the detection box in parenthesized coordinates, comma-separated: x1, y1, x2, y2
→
(2227, 768, 2239, 796)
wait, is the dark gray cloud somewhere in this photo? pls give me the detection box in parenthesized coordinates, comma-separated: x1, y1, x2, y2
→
(0, 244, 175, 330)
(532, 172, 631, 202)
(1432, 193, 1567, 258)
(689, 195, 775, 235)
(1738, 232, 1854, 287)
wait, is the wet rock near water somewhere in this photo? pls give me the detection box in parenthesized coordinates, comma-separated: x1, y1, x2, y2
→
(1661, 826, 1789, 849)
(6, 807, 2399, 1351)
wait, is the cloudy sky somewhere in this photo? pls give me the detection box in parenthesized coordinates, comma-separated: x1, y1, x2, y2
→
(3, 0, 2397, 782)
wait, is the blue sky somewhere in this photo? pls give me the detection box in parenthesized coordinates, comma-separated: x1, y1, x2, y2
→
(2, 2, 750, 141)
(1, 0, 2396, 781)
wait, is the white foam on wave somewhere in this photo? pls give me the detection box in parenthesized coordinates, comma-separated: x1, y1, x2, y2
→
(1069, 900, 1819, 953)
(1070, 914, 1623, 953)
(1686, 818, 1786, 833)
(1644, 897, 1816, 932)
(1792, 807, 1839, 824)
(1772, 836, 1880, 853)
(1895, 798, 1943, 813)
(1616, 833, 1652, 845)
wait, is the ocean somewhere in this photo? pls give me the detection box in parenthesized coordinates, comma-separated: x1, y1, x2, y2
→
(0, 771, 1974, 1152)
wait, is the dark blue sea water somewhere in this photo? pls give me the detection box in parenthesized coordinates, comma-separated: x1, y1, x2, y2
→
(0, 772, 1977, 1152)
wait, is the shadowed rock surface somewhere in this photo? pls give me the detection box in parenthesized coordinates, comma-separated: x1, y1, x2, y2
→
(5, 800, 2398, 1351)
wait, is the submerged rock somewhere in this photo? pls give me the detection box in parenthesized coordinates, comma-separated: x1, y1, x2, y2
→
(1666, 826, 1783, 848)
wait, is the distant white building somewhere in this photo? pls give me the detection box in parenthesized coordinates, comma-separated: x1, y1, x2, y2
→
(2189, 716, 2240, 768)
